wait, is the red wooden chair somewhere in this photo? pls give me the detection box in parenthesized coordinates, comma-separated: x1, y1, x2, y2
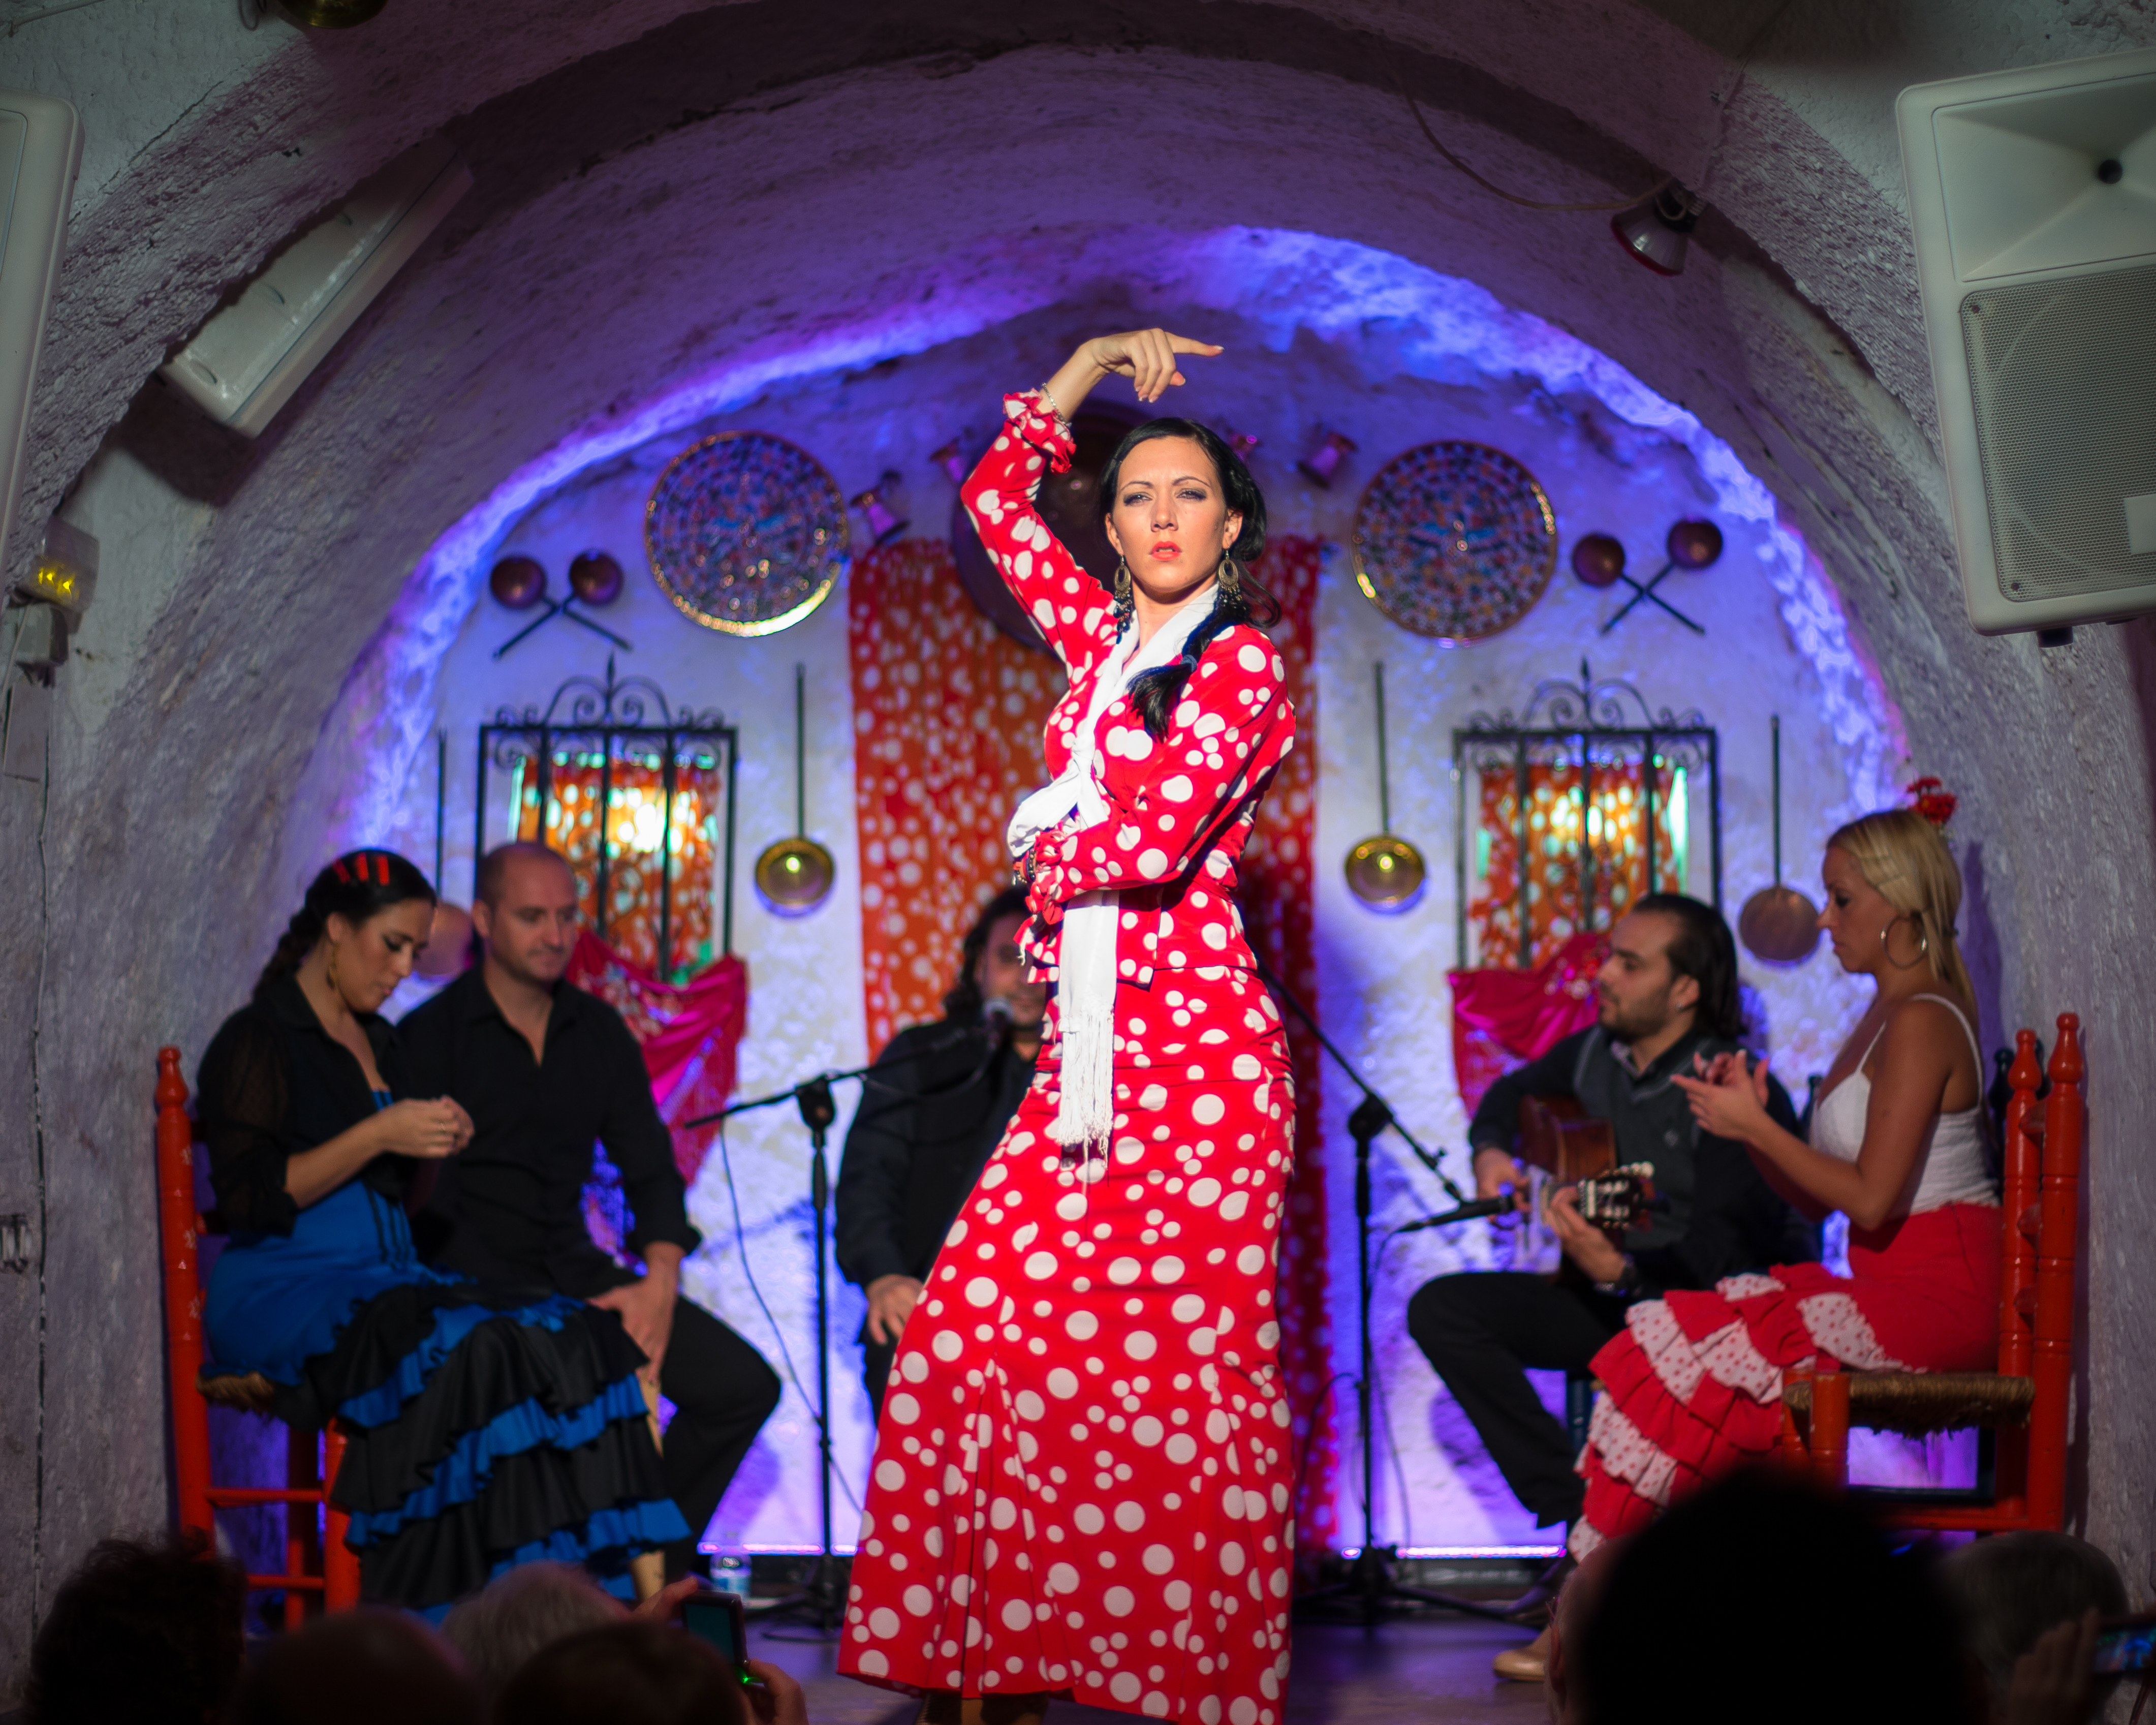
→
(1780, 1013, 2083, 1532)
(157, 1046, 361, 1619)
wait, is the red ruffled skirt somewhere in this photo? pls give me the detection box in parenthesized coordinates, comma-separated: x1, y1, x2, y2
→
(1572, 1202, 2001, 1555)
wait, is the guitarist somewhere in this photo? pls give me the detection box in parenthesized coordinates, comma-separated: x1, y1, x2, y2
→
(1408, 895, 1816, 1560)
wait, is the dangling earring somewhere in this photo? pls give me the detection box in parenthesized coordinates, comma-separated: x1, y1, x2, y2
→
(1880, 916, 1925, 970)
(1112, 558, 1135, 632)
(1218, 553, 1243, 602)
(324, 939, 342, 997)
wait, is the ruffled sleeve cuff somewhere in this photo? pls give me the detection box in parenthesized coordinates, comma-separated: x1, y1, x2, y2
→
(1003, 390, 1076, 473)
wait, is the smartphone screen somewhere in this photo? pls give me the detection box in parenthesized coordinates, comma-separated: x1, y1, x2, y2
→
(681, 1591, 752, 1682)
(2094, 1615, 2156, 1675)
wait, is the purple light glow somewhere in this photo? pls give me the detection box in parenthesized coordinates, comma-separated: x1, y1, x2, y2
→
(323, 225, 1901, 854)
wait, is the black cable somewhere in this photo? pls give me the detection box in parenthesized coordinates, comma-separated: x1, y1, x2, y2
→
(710, 1116, 861, 1519)
(28, 704, 49, 1626)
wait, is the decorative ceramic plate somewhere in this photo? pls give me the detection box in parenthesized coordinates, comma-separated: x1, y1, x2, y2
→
(646, 432, 849, 635)
(1352, 442, 1557, 641)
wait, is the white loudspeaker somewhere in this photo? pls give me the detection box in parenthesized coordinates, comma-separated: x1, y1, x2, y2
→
(162, 137, 471, 438)
(1898, 48, 2156, 637)
(0, 91, 84, 579)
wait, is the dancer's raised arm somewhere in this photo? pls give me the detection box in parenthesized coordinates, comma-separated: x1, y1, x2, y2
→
(960, 330, 1222, 676)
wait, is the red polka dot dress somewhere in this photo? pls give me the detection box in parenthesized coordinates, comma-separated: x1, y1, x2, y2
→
(836, 391, 1299, 1722)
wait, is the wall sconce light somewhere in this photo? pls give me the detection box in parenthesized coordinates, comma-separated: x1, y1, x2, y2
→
(1298, 429, 1357, 489)
(1224, 428, 1261, 460)
(852, 470, 909, 547)
(1612, 184, 1704, 276)
(929, 439, 970, 485)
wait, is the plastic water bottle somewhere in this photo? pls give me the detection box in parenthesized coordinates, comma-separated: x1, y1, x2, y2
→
(708, 1554, 752, 1601)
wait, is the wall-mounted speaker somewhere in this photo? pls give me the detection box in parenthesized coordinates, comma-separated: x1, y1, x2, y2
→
(0, 90, 83, 578)
(161, 136, 471, 438)
(1899, 48, 2156, 637)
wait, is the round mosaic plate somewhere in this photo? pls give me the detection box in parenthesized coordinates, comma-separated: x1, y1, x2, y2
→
(645, 432, 849, 636)
(1352, 442, 1557, 641)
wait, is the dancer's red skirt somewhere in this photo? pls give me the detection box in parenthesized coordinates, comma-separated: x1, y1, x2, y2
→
(839, 978, 1296, 1721)
(1572, 1202, 2001, 1555)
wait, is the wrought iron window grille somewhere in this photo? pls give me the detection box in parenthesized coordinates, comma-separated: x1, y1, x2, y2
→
(1453, 659, 1721, 968)
(476, 657, 739, 973)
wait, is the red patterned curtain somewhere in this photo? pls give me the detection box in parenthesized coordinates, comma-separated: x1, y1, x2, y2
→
(847, 540, 1059, 1050)
(1236, 538, 1334, 1554)
(1471, 761, 1683, 968)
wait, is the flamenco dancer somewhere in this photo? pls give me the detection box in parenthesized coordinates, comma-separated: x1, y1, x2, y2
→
(838, 330, 1299, 1723)
(1569, 808, 2000, 1554)
(200, 850, 687, 1614)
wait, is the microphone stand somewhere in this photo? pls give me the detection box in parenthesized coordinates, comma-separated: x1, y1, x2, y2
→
(1254, 959, 1521, 1626)
(678, 1020, 998, 1637)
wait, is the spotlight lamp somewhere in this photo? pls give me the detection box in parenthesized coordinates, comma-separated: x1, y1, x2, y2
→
(1612, 184, 1704, 277)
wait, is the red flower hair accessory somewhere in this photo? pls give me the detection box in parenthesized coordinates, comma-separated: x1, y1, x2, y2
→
(1904, 777, 1957, 829)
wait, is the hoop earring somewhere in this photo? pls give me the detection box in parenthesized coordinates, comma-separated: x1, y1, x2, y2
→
(1880, 916, 1926, 970)
(1112, 558, 1135, 632)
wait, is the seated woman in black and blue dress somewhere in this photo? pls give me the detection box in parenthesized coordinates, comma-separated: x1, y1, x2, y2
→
(199, 848, 686, 1616)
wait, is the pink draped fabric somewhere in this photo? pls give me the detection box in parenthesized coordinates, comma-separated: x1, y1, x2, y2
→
(565, 930, 748, 1188)
(1446, 930, 1606, 1116)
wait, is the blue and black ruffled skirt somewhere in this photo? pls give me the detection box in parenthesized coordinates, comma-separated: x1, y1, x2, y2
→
(205, 1182, 689, 1614)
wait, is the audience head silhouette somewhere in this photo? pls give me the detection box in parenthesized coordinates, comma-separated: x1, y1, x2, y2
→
(24, 1532, 245, 1725)
(492, 1619, 748, 1725)
(440, 1561, 626, 1703)
(228, 1609, 480, 1725)
(1943, 1530, 2127, 1723)
(1575, 1468, 1973, 1725)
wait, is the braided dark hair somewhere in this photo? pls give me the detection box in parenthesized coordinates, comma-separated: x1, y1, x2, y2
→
(254, 849, 437, 999)
(1100, 418, 1278, 740)
(943, 884, 1033, 1021)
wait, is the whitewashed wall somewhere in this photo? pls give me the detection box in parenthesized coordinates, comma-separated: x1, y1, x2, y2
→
(372, 265, 1908, 1551)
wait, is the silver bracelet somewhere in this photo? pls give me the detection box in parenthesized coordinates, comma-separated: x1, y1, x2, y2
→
(1035, 382, 1072, 435)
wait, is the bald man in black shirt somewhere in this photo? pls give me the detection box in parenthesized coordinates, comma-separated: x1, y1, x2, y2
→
(401, 844, 779, 1581)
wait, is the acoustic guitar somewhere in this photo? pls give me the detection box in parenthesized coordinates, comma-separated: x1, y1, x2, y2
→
(1515, 1094, 1659, 1241)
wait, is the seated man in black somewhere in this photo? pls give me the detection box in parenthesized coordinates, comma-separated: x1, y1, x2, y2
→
(1409, 893, 1816, 1543)
(401, 842, 780, 1582)
(836, 885, 1045, 1414)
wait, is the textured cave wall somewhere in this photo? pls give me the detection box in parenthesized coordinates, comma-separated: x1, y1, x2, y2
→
(0, 0, 2151, 1692)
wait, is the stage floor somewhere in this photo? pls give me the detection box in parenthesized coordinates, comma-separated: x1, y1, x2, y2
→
(749, 1612, 1551, 1723)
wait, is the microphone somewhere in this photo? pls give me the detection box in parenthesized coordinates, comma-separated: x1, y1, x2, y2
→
(980, 997, 1014, 1044)
(1392, 1195, 1518, 1237)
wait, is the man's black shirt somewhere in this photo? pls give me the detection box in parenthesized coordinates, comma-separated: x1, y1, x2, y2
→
(835, 1017, 1035, 1289)
(399, 966, 700, 1298)
(1470, 1024, 1818, 1296)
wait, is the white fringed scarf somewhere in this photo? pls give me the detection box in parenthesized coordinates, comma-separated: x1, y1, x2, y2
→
(1007, 587, 1218, 1159)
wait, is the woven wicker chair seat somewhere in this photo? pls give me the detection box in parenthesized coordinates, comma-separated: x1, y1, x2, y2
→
(197, 1368, 279, 1415)
(1782, 1371, 2034, 1434)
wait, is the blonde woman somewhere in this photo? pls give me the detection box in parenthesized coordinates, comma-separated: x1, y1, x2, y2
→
(1568, 809, 1999, 1554)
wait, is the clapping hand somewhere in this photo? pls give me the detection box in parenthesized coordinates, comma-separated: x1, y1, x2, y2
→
(1672, 1049, 1771, 1142)
(1080, 329, 1224, 404)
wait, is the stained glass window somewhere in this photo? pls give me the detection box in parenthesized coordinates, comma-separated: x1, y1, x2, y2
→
(1470, 758, 1686, 968)
(504, 741, 725, 980)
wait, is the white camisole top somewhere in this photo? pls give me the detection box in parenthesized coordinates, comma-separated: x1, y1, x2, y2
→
(1810, 993, 1999, 1214)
